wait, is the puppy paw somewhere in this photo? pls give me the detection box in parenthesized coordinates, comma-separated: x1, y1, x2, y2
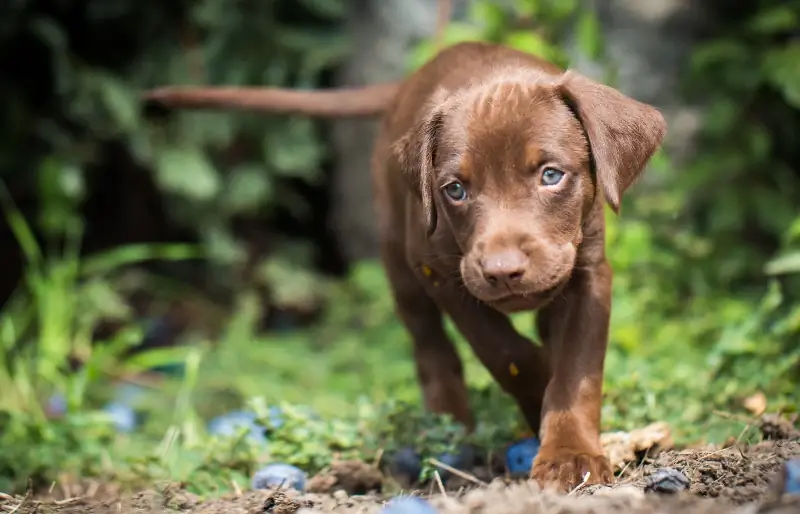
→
(530, 450, 613, 492)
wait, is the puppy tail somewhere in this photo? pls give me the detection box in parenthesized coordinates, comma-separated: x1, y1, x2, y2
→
(432, 0, 453, 54)
(141, 82, 401, 119)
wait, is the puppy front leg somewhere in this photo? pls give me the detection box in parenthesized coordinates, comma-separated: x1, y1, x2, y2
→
(531, 259, 614, 491)
(435, 288, 552, 434)
(381, 243, 474, 429)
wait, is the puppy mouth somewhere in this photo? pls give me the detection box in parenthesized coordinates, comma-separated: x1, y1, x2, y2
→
(486, 281, 566, 309)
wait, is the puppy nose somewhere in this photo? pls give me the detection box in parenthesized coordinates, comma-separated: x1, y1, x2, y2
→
(480, 249, 528, 287)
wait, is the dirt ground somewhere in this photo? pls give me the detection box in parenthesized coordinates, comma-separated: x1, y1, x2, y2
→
(3, 424, 799, 514)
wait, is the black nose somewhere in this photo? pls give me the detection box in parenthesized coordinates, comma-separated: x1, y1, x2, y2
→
(480, 250, 528, 288)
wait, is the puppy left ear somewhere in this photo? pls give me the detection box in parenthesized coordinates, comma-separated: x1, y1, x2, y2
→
(558, 70, 667, 213)
(392, 89, 450, 236)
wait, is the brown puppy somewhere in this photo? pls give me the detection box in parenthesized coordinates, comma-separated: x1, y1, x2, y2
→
(374, 41, 665, 490)
(143, 40, 666, 491)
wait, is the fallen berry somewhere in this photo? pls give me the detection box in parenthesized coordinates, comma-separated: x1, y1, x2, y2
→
(387, 447, 423, 483)
(505, 437, 540, 477)
(644, 467, 690, 494)
(45, 393, 67, 418)
(102, 402, 137, 433)
(380, 496, 438, 514)
(251, 463, 306, 492)
(207, 410, 267, 443)
(264, 405, 284, 431)
(783, 458, 800, 495)
(435, 445, 476, 482)
(112, 383, 148, 404)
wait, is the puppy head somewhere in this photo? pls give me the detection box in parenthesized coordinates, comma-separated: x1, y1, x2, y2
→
(395, 70, 666, 312)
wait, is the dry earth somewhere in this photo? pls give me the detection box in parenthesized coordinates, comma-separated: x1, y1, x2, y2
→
(3, 417, 799, 514)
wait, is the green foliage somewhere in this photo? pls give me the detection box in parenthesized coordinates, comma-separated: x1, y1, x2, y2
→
(1, 0, 800, 499)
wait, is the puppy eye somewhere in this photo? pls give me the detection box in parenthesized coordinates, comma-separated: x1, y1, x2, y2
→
(540, 168, 565, 186)
(442, 181, 468, 202)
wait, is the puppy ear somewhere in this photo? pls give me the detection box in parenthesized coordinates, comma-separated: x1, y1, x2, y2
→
(392, 101, 447, 236)
(558, 70, 667, 213)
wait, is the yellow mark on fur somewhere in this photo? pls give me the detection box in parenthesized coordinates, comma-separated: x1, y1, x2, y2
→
(432, 280, 440, 287)
(421, 264, 433, 277)
(509, 363, 519, 376)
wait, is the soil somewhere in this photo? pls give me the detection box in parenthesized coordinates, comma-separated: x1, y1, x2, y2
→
(2, 429, 799, 514)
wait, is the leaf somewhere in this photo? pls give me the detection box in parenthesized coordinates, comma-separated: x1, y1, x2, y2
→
(221, 164, 274, 215)
(80, 243, 203, 277)
(297, 0, 345, 19)
(155, 148, 221, 201)
(504, 31, 555, 61)
(748, 5, 798, 35)
(764, 251, 800, 275)
(96, 74, 139, 132)
(762, 43, 800, 108)
(264, 120, 325, 181)
(575, 10, 604, 60)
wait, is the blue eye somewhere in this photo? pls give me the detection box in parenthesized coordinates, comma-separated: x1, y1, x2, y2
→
(541, 168, 565, 186)
(443, 181, 467, 202)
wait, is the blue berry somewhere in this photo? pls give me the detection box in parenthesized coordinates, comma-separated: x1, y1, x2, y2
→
(207, 410, 267, 444)
(644, 467, 690, 494)
(380, 496, 438, 514)
(251, 463, 306, 492)
(435, 445, 475, 482)
(102, 402, 138, 433)
(505, 437, 540, 477)
(112, 383, 148, 404)
(388, 447, 423, 482)
(784, 458, 800, 495)
(46, 393, 67, 418)
(265, 405, 284, 431)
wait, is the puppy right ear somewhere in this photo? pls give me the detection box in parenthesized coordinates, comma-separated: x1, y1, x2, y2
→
(392, 103, 446, 237)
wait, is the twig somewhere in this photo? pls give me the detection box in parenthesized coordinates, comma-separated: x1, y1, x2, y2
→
(711, 410, 754, 424)
(433, 471, 447, 497)
(427, 458, 487, 486)
(54, 497, 83, 505)
(373, 448, 384, 468)
(567, 471, 591, 496)
(6, 491, 29, 514)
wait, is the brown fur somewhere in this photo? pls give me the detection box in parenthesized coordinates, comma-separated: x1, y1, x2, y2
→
(142, 35, 667, 491)
(376, 41, 665, 491)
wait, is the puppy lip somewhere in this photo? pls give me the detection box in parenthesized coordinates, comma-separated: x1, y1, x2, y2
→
(471, 279, 565, 306)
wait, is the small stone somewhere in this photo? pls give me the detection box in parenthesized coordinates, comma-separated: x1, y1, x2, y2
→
(333, 489, 349, 500)
(380, 496, 438, 513)
(252, 463, 307, 492)
(644, 467, 690, 494)
(782, 459, 800, 495)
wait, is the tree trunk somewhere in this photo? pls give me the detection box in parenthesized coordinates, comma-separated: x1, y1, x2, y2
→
(329, 0, 444, 263)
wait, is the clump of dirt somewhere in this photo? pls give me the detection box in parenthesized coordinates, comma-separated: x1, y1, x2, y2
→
(760, 414, 800, 441)
(306, 461, 384, 495)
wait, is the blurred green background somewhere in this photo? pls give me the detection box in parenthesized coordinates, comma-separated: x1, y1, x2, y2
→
(1, 0, 799, 497)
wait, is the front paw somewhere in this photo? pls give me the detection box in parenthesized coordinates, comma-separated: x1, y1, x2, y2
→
(530, 449, 613, 492)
